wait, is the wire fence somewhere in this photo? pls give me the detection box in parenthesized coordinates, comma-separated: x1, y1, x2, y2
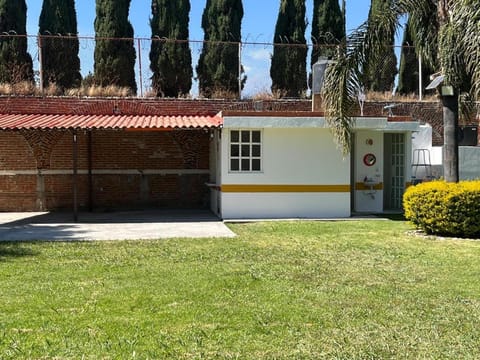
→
(0, 34, 429, 100)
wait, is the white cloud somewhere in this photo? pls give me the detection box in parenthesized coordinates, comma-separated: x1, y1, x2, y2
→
(246, 48, 271, 61)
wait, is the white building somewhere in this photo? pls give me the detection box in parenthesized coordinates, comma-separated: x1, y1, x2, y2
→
(208, 112, 419, 219)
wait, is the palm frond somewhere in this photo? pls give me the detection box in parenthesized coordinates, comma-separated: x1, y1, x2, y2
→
(321, 0, 405, 155)
(452, 0, 480, 99)
(438, 21, 469, 91)
(322, 54, 358, 155)
(459, 92, 477, 124)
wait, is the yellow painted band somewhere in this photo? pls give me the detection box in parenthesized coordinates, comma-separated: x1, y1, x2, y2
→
(355, 182, 384, 191)
(221, 184, 351, 193)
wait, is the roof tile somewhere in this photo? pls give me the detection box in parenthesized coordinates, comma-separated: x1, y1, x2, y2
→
(0, 114, 222, 130)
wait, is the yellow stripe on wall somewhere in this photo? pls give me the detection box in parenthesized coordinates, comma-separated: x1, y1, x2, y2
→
(355, 182, 384, 191)
(221, 184, 351, 193)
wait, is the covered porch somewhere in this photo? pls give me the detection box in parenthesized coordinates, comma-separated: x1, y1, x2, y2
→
(0, 113, 221, 221)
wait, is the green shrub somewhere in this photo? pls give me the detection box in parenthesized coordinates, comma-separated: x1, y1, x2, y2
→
(403, 180, 480, 238)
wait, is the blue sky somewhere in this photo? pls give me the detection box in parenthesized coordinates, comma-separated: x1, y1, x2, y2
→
(24, 1, 380, 96)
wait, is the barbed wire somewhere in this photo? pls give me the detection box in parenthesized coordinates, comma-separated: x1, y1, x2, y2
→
(0, 33, 421, 100)
(0, 33, 415, 49)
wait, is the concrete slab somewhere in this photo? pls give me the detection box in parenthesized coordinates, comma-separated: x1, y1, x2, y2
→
(0, 210, 236, 242)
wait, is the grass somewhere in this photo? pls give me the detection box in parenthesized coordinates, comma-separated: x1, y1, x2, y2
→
(1, 220, 480, 359)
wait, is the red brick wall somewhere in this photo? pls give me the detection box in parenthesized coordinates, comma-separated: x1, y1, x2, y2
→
(0, 132, 38, 210)
(0, 175, 37, 211)
(361, 101, 480, 146)
(0, 127, 210, 211)
(44, 174, 88, 210)
(0, 132, 36, 169)
(0, 96, 311, 116)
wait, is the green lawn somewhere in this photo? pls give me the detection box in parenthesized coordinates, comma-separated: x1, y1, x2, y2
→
(1, 220, 480, 359)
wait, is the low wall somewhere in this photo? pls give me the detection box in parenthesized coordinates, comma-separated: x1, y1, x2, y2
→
(460, 147, 480, 180)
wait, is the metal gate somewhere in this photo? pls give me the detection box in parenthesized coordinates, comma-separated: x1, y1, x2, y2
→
(389, 133, 406, 209)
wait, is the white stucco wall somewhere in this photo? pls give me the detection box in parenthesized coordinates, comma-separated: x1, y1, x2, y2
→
(220, 127, 351, 219)
(412, 125, 480, 180)
(354, 131, 384, 213)
(221, 193, 350, 219)
(411, 125, 443, 179)
(412, 124, 433, 150)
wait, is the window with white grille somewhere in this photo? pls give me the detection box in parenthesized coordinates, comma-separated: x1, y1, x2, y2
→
(229, 130, 262, 172)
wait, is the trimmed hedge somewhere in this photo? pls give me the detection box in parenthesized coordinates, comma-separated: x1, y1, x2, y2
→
(403, 180, 480, 238)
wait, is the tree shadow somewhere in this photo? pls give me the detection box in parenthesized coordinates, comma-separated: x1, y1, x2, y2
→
(0, 209, 229, 242)
(0, 224, 89, 242)
(0, 243, 39, 262)
(382, 213, 406, 221)
(0, 209, 219, 226)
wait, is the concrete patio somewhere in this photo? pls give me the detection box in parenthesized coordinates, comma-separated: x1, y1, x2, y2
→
(0, 210, 236, 241)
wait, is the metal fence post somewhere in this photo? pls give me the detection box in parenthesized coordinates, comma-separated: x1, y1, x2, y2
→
(137, 38, 143, 97)
(37, 35, 44, 94)
(418, 54, 423, 101)
(238, 41, 242, 100)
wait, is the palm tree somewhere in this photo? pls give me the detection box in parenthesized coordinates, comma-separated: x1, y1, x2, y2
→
(322, 0, 480, 182)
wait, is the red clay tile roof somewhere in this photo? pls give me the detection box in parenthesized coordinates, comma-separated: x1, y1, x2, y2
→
(0, 114, 223, 130)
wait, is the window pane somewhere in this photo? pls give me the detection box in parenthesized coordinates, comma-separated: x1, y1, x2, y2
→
(229, 130, 262, 173)
(231, 144, 239, 157)
(241, 159, 250, 171)
(241, 131, 250, 143)
(252, 145, 261, 157)
(241, 145, 250, 156)
(252, 131, 261, 143)
(231, 131, 239, 142)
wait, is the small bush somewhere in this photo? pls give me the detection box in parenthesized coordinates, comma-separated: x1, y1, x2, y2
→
(0, 81, 36, 96)
(403, 180, 480, 238)
(65, 85, 132, 97)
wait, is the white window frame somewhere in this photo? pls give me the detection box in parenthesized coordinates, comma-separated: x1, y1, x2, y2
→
(229, 129, 262, 173)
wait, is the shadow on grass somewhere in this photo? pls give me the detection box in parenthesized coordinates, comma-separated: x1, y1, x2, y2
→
(381, 213, 406, 221)
(352, 212, 406, 221)
(0, 243, 39, 261)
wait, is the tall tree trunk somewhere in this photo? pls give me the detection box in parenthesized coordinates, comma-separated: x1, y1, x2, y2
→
(442, 94, 459, 182)
(438, 0, 459, 182)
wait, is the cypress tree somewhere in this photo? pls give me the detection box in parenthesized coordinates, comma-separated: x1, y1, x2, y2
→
(196, 0, 243, 98)
(311, 0, 345, 63)
(39, 0, 81, 90)
(94, 0, 137, 93)
(270, 0, 308, 98)
(0, 0, 33, 83)
(397, 19, 433, 95)
(363, 0, 397, 92)
(150, 0, 192, 97)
